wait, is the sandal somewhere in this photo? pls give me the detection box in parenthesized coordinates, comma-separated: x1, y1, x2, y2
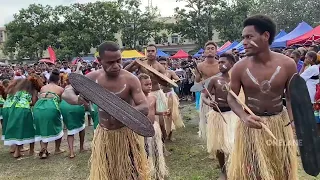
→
(39, 148, 50, 159)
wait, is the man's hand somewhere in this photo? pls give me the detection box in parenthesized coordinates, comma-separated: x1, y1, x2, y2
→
(209, 100, 218, 108)
(242, 114, 264, 129)
(77, 95, 89, 107)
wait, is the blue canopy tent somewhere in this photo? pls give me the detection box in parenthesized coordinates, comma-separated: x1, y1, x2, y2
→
(217, 41, 239, 55)
(271, 22, 313, 48)
(157, 49, 170, 57)
(193, 48, 204, 57)
(270, 30, 288, 48)
(233, 41, 244, 52)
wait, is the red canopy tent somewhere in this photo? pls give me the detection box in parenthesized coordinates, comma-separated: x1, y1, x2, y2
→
(171, 49, 189, 59)
(39, 59, 55, 64)
(287, 25, 320, 46)
(217, 41, 231, 52)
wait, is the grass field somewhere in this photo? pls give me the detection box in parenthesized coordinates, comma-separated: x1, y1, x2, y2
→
(0, 103, 319, 180)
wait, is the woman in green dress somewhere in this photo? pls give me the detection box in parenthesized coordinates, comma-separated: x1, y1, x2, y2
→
(4, 76, 43, 158)
(0, 83, 6, 133)
(33, 69, 65, 159)
(60, 78, 86, 158)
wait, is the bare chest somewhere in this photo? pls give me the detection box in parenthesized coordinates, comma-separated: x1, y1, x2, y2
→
(200, 64, 220, 79)
(96, 77, 131, 102)
(241, 66, 287, 96)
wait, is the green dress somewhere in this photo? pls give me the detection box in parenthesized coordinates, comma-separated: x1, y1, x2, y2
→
(90, 104, 99, 130)
(33, 92, 64, 143)
(1, 95, 12, 141)
(4, 91, 35, 146)
(60, 100, 85, 135)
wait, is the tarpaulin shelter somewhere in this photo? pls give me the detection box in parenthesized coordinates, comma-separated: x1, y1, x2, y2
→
(157, 49, 170, 57)
(171, 49, 189, 59)
(193, 48, 204, 57)
(270, 30, 288, 48)
(287, 25, 320, 46)
(122, 50, 145, 59)
(272, 22, 313, 48)
(217, 41, 231, 52)
(218, 41, 239, 55)
(72, 56, 96, 64)
(233, 41, 244, 51)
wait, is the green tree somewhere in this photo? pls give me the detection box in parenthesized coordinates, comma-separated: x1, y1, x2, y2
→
(213, 0, 254, 42)
(3, 4, 59, 60)
(252, 0, 320, 31)
(171, 0, 219, 47)
(119, 0, 162, 49)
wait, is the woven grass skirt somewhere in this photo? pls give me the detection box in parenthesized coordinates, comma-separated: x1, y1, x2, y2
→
(146, 121, 168, 180)
(165, 90, 184, 135)
(89, 125, 150, 180)
(199, 93, 210, 139)
(227, 109, 298, 180)
(206, 110, 237, 155)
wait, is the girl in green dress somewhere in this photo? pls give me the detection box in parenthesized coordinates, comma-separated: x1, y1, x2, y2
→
(0, 84, 6, 133)
(60, 77, 86, 158)
(4, 76, 43, 158)
(33, 69, 65, 159)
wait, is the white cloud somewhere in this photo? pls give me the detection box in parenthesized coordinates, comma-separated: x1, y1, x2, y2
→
(0, 0, 185, 26)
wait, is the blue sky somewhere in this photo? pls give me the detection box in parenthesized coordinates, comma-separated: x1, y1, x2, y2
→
(0, 0, 186, 26)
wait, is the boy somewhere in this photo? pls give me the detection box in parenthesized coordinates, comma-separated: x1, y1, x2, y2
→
(138, 73, 169, 180)
(202, 53, 238, 180)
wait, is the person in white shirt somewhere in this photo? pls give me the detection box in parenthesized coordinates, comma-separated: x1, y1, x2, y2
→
(60, 61, 72, 74)
(300, 51, 319, 103)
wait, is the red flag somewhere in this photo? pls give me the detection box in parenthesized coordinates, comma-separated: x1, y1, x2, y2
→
(48, 46, 57, 63)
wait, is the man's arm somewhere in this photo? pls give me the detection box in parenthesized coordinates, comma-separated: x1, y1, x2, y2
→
(195, 64, 202, 83)
(61, 71, 97, 105)
(227, 62, 248, 120)
(285, 59, 298, 122)
(170, 71, 180, 81)
(129, 75, 149, 116)
(124, 61, 139, 72)
(202, 79, 215, 106)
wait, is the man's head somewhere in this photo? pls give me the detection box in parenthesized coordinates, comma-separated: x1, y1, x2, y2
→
(290, 50, 301, 64)
(305, 51, 318, 65)
(62, 61, 68, 69)
(218, 53, 236, 74)
(242, 15, 276, 56)
(158, 57, 168, 69)
(308, 45, 319, 53)
(146, 44, 157, 61)
(98, 41, 122, 77)
(204, 41, 217, 58)
(138, 73, 152, 94)
(285, 49, 294, 57)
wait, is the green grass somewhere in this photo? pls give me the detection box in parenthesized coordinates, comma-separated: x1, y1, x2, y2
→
(0, 104, 319, 179)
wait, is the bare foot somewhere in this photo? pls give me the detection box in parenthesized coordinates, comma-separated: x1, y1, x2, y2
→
(29, 151, 35, 156)
(13, 151, 21, 158)
(217, 173, 227, 180)
(54, 149, 66, 155)
(69, 153, 75, 159)
(164, 148, 171, 157)
(20, 147, 29, 152)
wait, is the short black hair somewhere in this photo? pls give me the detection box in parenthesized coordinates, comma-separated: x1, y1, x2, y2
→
(158, 57, 167, 62)
(205, 41, 217, 49)
(98, 41, 120, 58)
(147, 44, 157, 50)
(291, 50, 301, 57)
(243, 15, 276, 45)
(219, 53, 236, 64)
(49, 69, 60, 83)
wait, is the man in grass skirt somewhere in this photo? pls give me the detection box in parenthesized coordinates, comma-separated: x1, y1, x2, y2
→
(62, 41, 150, 180)
(227, 15, 298, 180)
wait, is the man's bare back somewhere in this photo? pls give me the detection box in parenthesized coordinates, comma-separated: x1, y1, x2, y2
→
(85, 69, 147, 130)
(231, 52, 297, 115)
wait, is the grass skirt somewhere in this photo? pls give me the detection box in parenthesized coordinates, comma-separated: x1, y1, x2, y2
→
(166, 90, 184, 135)
(146, 121, 168, 180)
(227, 109, 298, 180)
(89, 125, 150, 180)
(206, 110, 237, 155)
(199, 93, 210, 139)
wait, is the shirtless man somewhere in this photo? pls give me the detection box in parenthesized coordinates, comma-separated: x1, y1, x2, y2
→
(227, 15, 298, 180)
(125, 44, 169, 140)
(202, 53, 237, 180)
(195, 41, 221, 139)
(159, 57, 184, 141)
(139, 73, 168, 179)
(62, 41, 150, 180)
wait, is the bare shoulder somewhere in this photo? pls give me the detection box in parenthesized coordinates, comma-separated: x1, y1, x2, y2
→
(231, 57, 249, 73)
(85, 69, 101, 80)
(123, 70, 140, 87)
(273, 52, 296, 68)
